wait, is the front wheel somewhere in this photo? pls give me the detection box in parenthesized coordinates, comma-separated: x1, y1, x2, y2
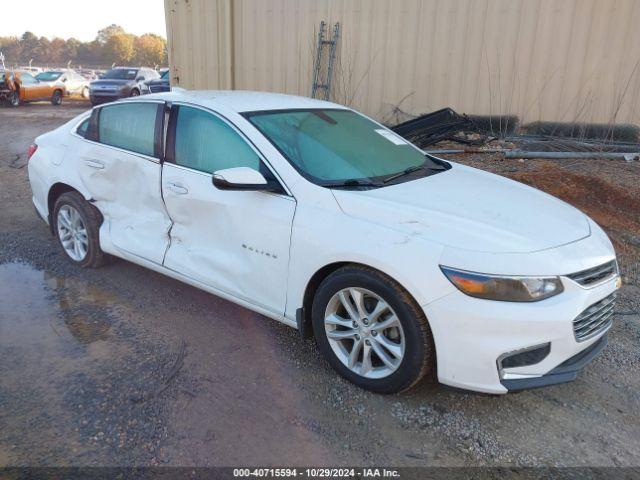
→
(130, 89, 140, 97)
(51, 90, 63, 105)
(9, 91, 20, 107)
(82, 86, 90, 99)
(311, 265, 435, 393)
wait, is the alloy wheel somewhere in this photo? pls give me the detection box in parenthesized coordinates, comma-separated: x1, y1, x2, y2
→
(57, 205, 89, 261)
(324, 287, 405, 379)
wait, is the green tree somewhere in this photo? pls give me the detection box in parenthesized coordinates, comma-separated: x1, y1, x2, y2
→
(134, 34, 166, 66)
(97, 24, 125, 45)
(48, 38, 67, 65)
(64, 38, 82, 62)
(20, 31, 39, 62)
(104, 33, 135, 65)
(33, 36, 51, 63)
(0, 36, 21, 66)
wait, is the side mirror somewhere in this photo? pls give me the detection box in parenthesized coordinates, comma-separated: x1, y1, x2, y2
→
(136, 76, 144, 82)
(212, 167, 282, 193)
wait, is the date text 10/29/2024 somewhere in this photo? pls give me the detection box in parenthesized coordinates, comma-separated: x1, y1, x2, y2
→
(233, 468, 400, 478)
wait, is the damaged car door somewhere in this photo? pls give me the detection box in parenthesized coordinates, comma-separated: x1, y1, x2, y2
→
(77, 101, 172, 264)
(161, 104, 296, 315)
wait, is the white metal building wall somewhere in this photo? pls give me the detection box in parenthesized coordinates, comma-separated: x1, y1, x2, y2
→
(165, 0, 640, 124)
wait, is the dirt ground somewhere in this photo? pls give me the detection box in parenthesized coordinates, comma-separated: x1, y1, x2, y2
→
(0, 102, 639, 468)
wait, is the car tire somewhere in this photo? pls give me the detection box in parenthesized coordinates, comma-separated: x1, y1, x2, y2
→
(82, 87, 90, 99)
(53, 192, 108, 268)
(9, 91, 20, 107)
(51, 90, 63, 106)
(311, 265, 435, 394)
(130, 89, 140, 97)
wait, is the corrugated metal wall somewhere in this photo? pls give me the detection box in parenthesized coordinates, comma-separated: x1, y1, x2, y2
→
(165, 0, 640, 125)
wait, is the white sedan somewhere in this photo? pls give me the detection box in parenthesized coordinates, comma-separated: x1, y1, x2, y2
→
(27, 91, 620, 394)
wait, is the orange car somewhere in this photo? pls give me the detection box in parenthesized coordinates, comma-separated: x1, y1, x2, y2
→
(1, 70, 64, 107)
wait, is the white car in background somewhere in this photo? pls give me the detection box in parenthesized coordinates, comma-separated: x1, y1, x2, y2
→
(26, 91, 620, 394)
(36, 70, 91, 98)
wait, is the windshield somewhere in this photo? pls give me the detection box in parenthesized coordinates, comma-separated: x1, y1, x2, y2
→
(102, 68, 138, 80)
(36, 71, 62, 81)
(160, 70, 169, 79)
(245, 109, 447, 186)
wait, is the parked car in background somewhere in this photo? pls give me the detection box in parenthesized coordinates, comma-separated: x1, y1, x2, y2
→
(18, 66, 44, 75)
(78, 69, 99, 81)
(36, 70, 90, 98)
(89, 67, 160, 105)
(146, 69, 170, 93)
(1, 70, 64, 106)
(27, 91, 620, 395)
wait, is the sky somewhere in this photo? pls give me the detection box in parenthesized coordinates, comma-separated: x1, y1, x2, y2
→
(1, 0, 167, 41)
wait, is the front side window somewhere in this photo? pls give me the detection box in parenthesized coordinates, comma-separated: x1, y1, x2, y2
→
(98, 102, 159, 156)
(20, 73, 37, 85)
(245, 109, 448, 186)
(173, 106, 260, 174)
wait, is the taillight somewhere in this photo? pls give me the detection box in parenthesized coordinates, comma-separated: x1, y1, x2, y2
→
(27, 143, 38, 160)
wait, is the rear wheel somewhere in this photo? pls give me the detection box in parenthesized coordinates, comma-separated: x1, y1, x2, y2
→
(51, 90, 63, 105)
(53, 192, 107, 268)
(311, 265, 435, 393)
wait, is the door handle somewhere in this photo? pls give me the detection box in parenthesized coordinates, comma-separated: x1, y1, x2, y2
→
(84, 160, 105, 170)
(166, 182, 188, 195)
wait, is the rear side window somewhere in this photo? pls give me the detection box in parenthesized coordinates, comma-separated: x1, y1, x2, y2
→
(98, 103, 159, 156)
(76, 118, 90, 137)
(173, 106, 260, 174)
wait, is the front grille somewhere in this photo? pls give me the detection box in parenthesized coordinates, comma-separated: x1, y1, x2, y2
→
(567, 260, 617, 286)
(573, 293, 616, 342)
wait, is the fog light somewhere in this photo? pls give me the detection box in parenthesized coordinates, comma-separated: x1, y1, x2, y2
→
(498, 343, 551, 375)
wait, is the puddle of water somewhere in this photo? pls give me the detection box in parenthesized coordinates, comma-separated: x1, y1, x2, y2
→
(0, 262, 124, 464)
(0, 262, 115, 348)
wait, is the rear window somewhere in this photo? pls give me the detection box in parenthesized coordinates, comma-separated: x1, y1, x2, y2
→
(98, 103, 159, 156)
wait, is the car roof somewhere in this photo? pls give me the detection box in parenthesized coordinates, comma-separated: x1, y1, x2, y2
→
(142, 90, 348, 114)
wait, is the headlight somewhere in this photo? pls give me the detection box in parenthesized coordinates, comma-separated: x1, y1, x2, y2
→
(440, 266, 564, 302)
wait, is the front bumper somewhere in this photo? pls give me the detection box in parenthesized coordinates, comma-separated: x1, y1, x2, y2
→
(423, 271, 619, 394)
(501, 334, 608, 391)
(90, 92, 126, 104)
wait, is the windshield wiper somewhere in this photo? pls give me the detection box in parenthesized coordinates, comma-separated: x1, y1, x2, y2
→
(323, 178, 384, 189)
(383, 165, 424, 184)
(383, 163, 449, 184)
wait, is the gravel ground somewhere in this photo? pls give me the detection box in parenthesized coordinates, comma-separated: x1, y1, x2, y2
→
(0, 103, 639, 468)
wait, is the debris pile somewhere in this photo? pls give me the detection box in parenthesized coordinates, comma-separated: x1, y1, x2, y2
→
(391, 108, 494, 148)
(390, 107, 640, 161)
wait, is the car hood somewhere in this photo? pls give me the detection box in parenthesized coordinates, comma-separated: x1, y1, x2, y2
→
(91, 79, 131, 88)
(331, 163, 591, 253)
